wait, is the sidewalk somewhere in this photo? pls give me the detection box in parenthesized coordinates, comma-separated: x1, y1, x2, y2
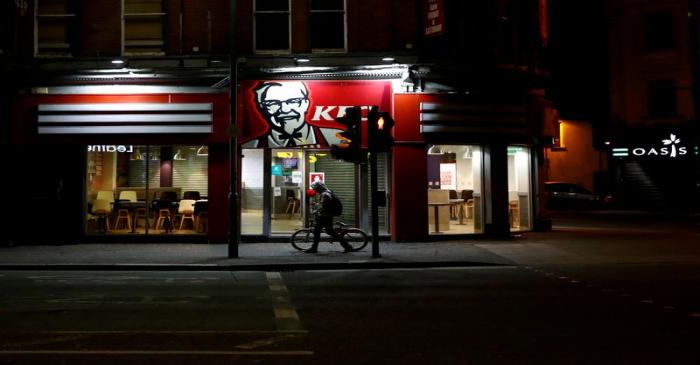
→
(0, 241, 515, 271)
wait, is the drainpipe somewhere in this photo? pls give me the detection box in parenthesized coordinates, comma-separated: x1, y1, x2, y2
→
(228, 0, 239, 257)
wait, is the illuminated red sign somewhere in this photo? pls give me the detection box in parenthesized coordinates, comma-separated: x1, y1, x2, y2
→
(424, 0, 444, 37)
(239, 80, 392, 148)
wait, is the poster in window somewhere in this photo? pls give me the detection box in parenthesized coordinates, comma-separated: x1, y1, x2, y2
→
(439, 163, 456, 190)
(309, 172, 325, 184)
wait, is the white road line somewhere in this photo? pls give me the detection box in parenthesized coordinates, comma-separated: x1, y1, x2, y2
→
(0, 350, 314, 356)
(266, 272, 303, 331)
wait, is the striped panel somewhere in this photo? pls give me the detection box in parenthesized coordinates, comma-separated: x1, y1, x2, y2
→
(37, 103, 213, 134)
(316, 157, 357, 226)
(173, 156, 209, 197)
(419, 102, 528, 135)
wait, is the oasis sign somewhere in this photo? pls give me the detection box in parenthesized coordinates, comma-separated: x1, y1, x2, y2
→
(612, 133, 689, 159)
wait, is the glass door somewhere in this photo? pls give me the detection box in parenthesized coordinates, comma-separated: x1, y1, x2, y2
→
(270, 150, 304, 233)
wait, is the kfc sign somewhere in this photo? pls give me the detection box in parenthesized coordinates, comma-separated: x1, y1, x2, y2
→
(239, 80, 392, 148)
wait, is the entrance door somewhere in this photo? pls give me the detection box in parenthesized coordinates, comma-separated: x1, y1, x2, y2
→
(270, 150, 304, 233)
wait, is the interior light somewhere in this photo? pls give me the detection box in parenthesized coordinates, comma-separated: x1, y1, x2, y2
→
(173, 149, 187, 160)
(196, 145, 209, 156)
(296, 57, 310, 63)
(130, 147, 143, 161)
(382, 56, 395, 62)
(428, 145, 442, 155)
(111, 59, 125, 65)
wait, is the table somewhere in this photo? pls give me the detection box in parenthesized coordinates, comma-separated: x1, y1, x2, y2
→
(428, 202, 453, 233)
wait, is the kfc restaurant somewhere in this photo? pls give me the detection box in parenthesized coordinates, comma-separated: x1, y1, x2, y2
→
(7, 78, 542, 244)
(238, 79, 543, 241)
(8, 88, 232, 242)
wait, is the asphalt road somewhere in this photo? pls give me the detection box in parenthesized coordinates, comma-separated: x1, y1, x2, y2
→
(2, 210, 700, 364)
(1, 266, 699, 365)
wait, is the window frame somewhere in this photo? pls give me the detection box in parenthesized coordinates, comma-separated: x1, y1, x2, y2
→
(122, 0, 166, 56)
(309, 0, 347, 53)
(253, 0, 291, 54)
(34, 0, 77, 57)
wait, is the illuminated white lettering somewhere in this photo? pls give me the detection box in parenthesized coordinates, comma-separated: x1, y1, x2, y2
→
(311, 106, 336, 121)
(660, 147, 668, 155)
(632, 148, 645, 156)
(678, 147, 688, 155)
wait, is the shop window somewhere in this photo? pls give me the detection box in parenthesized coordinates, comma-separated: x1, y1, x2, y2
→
(35, 0, 77, 57)
(124, 0, 165, 55)
(426, 145, 483, 235)
(254, 0, 290, 53)
(86, 145, 208, 235)
(644, 11, 674, 51)
(648, 80, 677, 118)
(310, 0, 346, 51)
(507, 146, 531, 232)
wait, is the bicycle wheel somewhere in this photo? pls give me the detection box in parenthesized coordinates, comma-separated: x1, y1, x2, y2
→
(342, 228, 368, 251)
(291, 229, 314, 251)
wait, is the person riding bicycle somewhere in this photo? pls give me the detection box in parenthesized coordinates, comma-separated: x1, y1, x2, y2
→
(305, 181, 354, 253)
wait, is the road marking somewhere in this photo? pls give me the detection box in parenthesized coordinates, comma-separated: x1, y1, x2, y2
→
(235, 334, 301, 350)
(0, 350, 314, 356)
(266, 272, 303, 331)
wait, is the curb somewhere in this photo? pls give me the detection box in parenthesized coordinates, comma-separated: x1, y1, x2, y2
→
(0, 261, 512, 272)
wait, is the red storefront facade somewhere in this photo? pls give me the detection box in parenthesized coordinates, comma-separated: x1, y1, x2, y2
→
(9, 89, 232, 242)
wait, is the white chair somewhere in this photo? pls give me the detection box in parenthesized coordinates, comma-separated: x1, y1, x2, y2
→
(96, 190, 115, 205)
(178, 199, 196, 230)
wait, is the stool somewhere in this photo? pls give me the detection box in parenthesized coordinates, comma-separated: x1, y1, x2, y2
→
(114, 209, 132, 231)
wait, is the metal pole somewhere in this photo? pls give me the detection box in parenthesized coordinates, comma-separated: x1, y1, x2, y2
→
(370, 152, 380, 258)
(228, 0, 239, 258)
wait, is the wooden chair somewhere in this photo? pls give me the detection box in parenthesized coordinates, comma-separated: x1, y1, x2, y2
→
(91, 199, 112, 233)
(285, 190, 300, 217)
(178, 199, 196, 230)
(155, 209, 173, 233)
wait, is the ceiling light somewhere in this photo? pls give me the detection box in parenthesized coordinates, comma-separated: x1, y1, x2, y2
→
(111, 59, 125, 65)
(382, 56, 395, 62)
(296, 57, 310, 63)
(173, 149, 187, 160)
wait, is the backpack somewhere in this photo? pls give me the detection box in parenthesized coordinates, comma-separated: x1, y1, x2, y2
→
(325, 191, 343, 216)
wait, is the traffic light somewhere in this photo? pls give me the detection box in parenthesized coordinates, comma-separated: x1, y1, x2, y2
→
(367, 105, 395, 152)
(330, 106, 366, 164)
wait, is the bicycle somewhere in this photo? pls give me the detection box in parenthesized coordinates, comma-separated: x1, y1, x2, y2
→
(290, 210, 369, 252)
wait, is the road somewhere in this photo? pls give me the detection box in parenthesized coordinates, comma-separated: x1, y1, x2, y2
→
(1, 210, 699, 364)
